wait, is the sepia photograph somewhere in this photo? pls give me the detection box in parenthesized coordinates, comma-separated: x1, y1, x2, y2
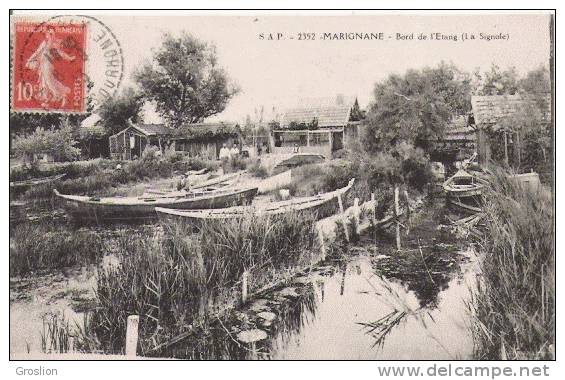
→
(8, 9, 555, 365)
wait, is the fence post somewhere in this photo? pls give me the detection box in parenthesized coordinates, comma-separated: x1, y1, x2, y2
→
(126, 315, 139, 357)
(337, 194, 350, 242)
(68, 337, 75, 354)
(403, 189, 411, 234)
(353, 197, 360, 234)
(241, 270, 249, 303)
(370, 193, 376, 224)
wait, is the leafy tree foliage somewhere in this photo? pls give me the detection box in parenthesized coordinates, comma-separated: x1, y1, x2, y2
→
(97, 87, 145, 136)
(135, 32, 239, 127)
(472, 64, 520, 95)
(365, 62, 471, 153)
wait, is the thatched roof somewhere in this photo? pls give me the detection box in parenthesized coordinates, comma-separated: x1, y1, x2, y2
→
(134, 123, 173, 136)
(281, 105, 352, 128)
(471, 94, 551, 128)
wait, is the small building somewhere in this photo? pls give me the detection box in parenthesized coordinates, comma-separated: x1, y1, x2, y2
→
(429, 115, 477, 163)
(109, 123, 173, 160)
(109, 122, 241, 160)
(172, 122, 241, 160)
(272, 96, 365, 157)
(471, 94, 551, 166)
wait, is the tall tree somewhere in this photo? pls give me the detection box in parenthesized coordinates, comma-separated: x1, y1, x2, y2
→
(135, 32, 239, 128)
(472, 64, 520, 95)
(97, 87, 145, 136)
(519, 66, 551, 94)
(365, 62, 471, 152)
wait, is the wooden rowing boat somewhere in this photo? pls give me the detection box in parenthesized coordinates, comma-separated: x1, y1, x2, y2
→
(191, 170, 247, 189)
(443, 169, 487, 214)
(54, 186, 258, 222)
(442, 169, 487, 197)
(10, 173, 66, 189)
(156, 178, 355, 226)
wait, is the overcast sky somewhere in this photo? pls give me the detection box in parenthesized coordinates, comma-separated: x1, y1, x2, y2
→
(91, 13, 551, 123)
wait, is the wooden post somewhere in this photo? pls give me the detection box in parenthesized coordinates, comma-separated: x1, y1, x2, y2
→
(394, 186, 401, 250)
(337, 194, 349, 241)
(241, 271, 249, 303)
(126, 315, 139, 357)
(371, 192, 377, 224)
(403, 189, 411, 234)
(353, 197, 360, 234)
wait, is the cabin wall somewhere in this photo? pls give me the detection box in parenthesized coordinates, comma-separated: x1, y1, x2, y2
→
(174, 137, 237, 160)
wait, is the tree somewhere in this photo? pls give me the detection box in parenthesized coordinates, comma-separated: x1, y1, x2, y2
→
(365, 62, 471, 152)
(472, 64, 520, 95)
(135, 32, 239, 128)
(98, 87, 145, 136)
(519, 66, 551, 94)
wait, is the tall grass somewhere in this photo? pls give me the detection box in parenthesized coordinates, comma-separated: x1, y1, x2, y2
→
(469, 168, 554, 359)
(86, 211, 318, 355)
(9, 223, 105, 276)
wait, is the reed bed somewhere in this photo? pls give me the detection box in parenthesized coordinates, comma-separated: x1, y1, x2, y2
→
(469, 168, 554, 359)
(9, 223, 104, 276)
(86, 211, 318, 355)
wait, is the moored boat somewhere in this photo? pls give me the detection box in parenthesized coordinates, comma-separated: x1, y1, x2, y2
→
(54, 186, 258, 222)
(156, 178, 355, 226)
(443, 169, 487, 213)
(10, 173, 66, 189)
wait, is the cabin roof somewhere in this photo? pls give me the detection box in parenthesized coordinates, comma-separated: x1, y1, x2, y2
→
(443, 115, 476, 141)
(281, 105, 352, 128)
(134, 123, 173, 136)
(471, 94, 551, 127)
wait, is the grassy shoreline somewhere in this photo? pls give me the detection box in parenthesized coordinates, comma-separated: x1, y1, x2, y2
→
(469, 169, 554, 360)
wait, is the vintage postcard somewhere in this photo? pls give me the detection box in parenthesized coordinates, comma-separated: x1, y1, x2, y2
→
(8, 9, 554, 369)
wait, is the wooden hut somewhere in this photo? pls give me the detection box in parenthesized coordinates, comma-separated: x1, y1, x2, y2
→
(109, 122, 241, 160)
(272, 96, 364, 157)
(109, 123, 172, 160)
(471, 94, 551, 166)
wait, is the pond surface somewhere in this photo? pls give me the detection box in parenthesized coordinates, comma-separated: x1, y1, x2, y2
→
(261, 254, 476, 360)
(162, 205, 479, 360)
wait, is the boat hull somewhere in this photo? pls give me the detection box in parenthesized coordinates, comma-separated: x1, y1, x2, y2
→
(54, 187, 258, 223)
(157, 178, 355, 227)
(10, 173, 66, 189)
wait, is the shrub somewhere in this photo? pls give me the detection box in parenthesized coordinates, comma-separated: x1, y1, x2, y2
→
(12, 124, 81, 163)
(247, 159, 269, 178)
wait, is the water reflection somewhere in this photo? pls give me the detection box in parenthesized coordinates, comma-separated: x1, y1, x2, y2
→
(162, 244, 475, 360)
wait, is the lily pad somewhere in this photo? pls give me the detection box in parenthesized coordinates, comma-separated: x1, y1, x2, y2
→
(237, 329, 268, 343)
(257, 311, 276, 322)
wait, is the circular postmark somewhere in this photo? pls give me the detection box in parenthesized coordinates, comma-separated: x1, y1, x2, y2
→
(11, 14, 124, 114)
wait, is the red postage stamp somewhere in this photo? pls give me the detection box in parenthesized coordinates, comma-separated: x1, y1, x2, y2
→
(11, 21, 87, 113)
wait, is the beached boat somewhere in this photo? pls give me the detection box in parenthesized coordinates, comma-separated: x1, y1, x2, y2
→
(53, 186, 258, 222)
(191, 170, 247, 189)
(443, 169, 487, 213)
(156, 178, 355, 226)
(10, 173, 66, 189)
